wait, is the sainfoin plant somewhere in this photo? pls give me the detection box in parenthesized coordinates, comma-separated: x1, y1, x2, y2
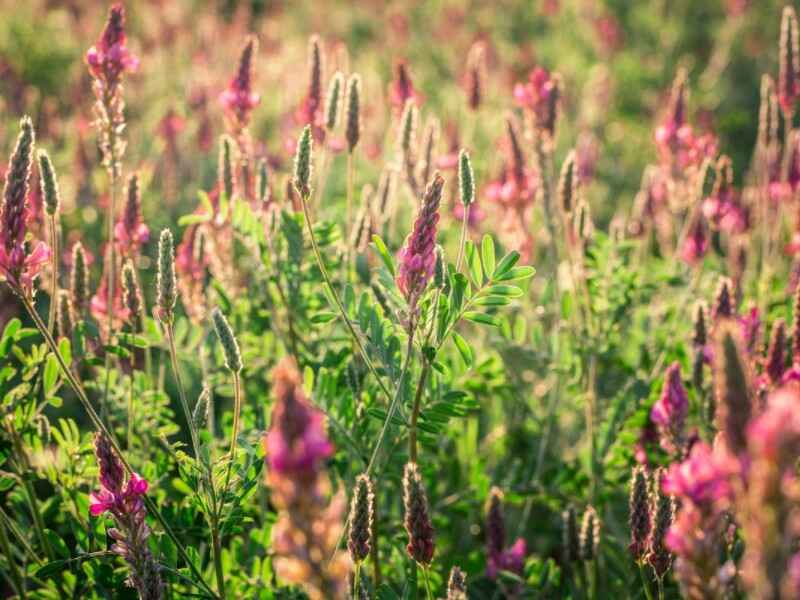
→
(6, 2, 800, 599)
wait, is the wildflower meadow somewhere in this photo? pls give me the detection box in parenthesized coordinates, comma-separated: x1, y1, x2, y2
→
(3, 1, 800, 598)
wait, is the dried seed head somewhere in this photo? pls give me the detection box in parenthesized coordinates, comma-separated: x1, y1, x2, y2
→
(156, 229, 177, 321)
(558, 150, 577, 215)
(37, 150, 60, 216)
(324, 71, 344, 131)
(211, 307, 242, 372)
(562, 505, 580, 563)
(712, 277, 734, 322)
(765, 318, 787, 385)
(257, 158, 270, 204)
(57, 289, 74, 340)
(219, 135, 236, 201)
(579, 506, 600, 561)
(458, 149, 475, 207)
(780, 5, 800, 115)
(713, 324, 753, 456)
(121, 260, 143, 330)
(70, 242, 89, 317)
(1, 115, 35, 251)
(629, 465, 651, 562)
(693, 302, 708, 347)
(403, 462, 435, 566)
(293, 125, 314, 199)
(447, 566, 468, 599)
(647, 468, 674, 579)
(345, 74, 362, 152)
(347, 474, 374, 564)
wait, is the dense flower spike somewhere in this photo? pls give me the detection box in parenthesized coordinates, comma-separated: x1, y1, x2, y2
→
(0, 116, 50, 296)
(156, 229, 177, 322)
(458, 150, 475, 206)
(293, 125, 314, 198)
(779, 6, 800, 115)
(324, 71, 344, 131)
(764, 318, 787, 386)
(580, 506, 600, 561)
(86, 4, 138, 90)
(37, 151, 60, 216)
(90, 434, 162, 599)
(558, 150, 577, 215)
(650, 362, 689, 454)
(345, 74, 362, 152)
(562, 505, 581, 563)
(485, 487, 526, 578)
(219, 135, 236, 201)
(398, 99, 419, 191)
(712, 277, 734, 322)
(121, 260, 142, 331)
(70, 242, 89, 316)
(211, 307, 242, 373)
(56, 289, 74, 340)
(115, 173, 148, 256)
(265, 357, 347, 598)
(794, 284, 800, 364)
(347, 474, 374, 564)
(396, 173, 444, 315)
(514, 66, 560, 136)
(220, 35, 260, 131)
(419, 117, 439, 187)
(390, 60, 419, 113)
(647, 468, 674, 579)
(741, 388, 800, 598)
(403, 462, 435, 566)
(295, 35, 324, 132)
(447, 566, 468, 599)
(713, 324, 754, 456)
(629, 465, 651, 562)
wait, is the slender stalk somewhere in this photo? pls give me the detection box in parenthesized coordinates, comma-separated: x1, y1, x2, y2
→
(454, 205, 469, 272)
(222, 372, 242, 498)
(210, 520, 225, 599)
(345, 151, 355, 279)
(422, 566, 433, 600)
(46, 215, 59, 334)
(352, 562, 361, 600)
(586, 354, 597, 502)
(100, 170, 118, 419)
(0, 518, 25, 599)
(639, 565, 655, 600)
(408, 362, 430, 463)
(370, 499, 381, 586)
(299, 193, 395, 405)
(127, 374, 134, 449)
(17, 292, 218, 600)
(166, 325, 203, 461)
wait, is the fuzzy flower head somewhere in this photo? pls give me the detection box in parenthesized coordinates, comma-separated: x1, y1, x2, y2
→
(265, 357, 333, 479)
(403, 462, 435, 566)
(650, 362, 689, 454)
(85, 4, 139, 90)
(514, 66, 560, 136)
(396, 173, 444, 313)
(220, 35, 260, 131)
(114, 173, 149, 256)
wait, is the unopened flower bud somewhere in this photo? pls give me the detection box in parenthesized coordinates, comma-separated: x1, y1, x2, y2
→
(211, 306, 242, 373)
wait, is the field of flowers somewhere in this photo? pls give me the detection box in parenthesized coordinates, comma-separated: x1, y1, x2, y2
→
(3, 0, 800, 598)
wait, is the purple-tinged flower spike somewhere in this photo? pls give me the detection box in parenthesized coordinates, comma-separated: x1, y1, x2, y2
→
(265, 357, 333, 482)
(711, 277, 734, 323)
(324, 71, 344, 132)
(650, 362, 689, 455)
(347, 474, 374, 564)
(558, 150, 577, 216)
(220, 35, 260, 132)
(792, 284, 800, 365)
(294, 35, 325, 136)
(90, 434, 162, 600)
(741, 388, 800, 599)
(680, 215, 708, 266)
(396, 173, 445, 319)
(403, 462, 435, 566)
(629, 465, 651, 563)
(485, 487, 526, 579)
(780, 6, 800, 117)
(86, 4, 139, 92)
(692, 302, 709, 392)
(713, 324, 754, 457)
(0, 116, 50, 297)
(447, 566, 468, 599)
(345, 74, 362, 153)
(115, 173, 149, 257)
(647, 468, 674, 580)
(464, 41, 485, 112)
(764, 319, 787, 386)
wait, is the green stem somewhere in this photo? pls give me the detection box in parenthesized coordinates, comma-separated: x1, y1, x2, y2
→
(166, 324, 203, 462)
(639, 564, 654, 600)
(211, 520, 225, 599)
(299, 193, 395, 406)
(656, 576, 664, 600)
(222, 372, 242, 499)
(408, 361, 430, 463)
(353, 562, 361, 600)
(0, 518, 25, 599)
(100, 166, 118, 420)
(454, 203, 469, 273)
(47, 215, 59, 334)
(422, 566, 433, 600)
(17, 292, 218, 600)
